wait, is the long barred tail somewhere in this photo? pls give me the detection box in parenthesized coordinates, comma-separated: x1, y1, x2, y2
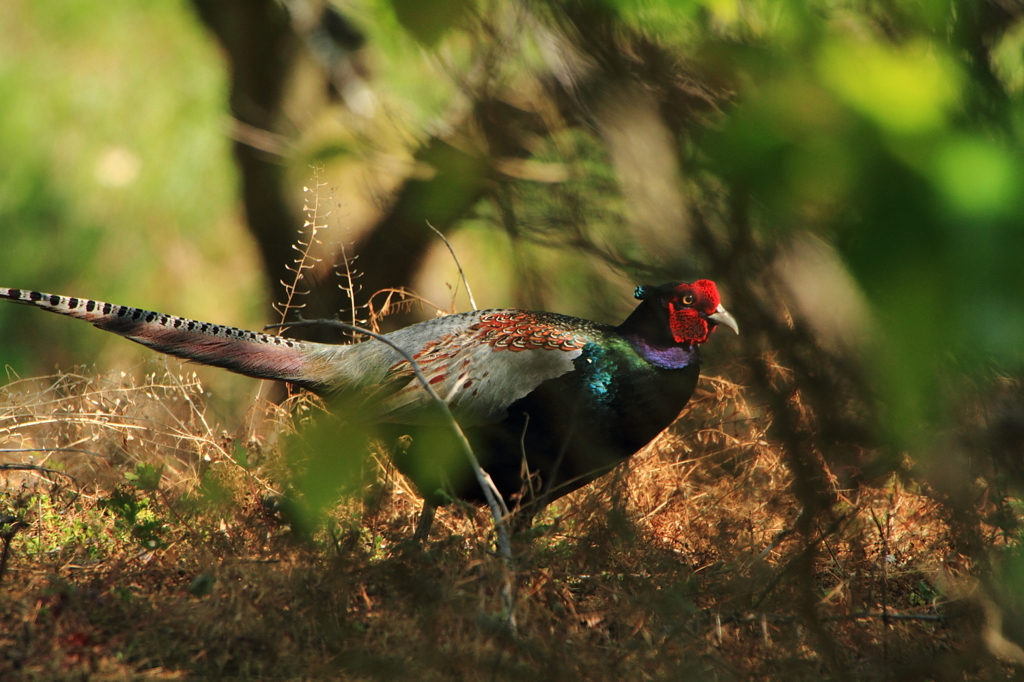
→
(0, 288, 329, 387)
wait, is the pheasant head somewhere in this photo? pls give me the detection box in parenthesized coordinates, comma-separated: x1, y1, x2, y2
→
(623, 279, 738, 361)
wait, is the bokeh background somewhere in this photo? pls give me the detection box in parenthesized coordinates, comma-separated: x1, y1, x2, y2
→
(3, 0, 1024, 675)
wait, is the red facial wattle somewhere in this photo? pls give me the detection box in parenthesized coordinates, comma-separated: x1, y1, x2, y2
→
(668, 302, 711, 345)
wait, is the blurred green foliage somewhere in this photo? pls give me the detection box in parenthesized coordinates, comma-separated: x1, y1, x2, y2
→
(1, 0, 1021, 463)
(0, 0, 1019, 467)
(688, 0, 1024, 447)
(360, 0, 1024, 455)
(0, 0, 262, 394)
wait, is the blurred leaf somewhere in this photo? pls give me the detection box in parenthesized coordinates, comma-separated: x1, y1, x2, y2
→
(389, 0, 473, 46)
(306, 141, 354, 164)
(286, 404, 372, 524)
(231, 443, 251, 470)
(934, 137, 1020, 217)
(196, 472, 233, 510)
(125, 462, 163, 492)
(818, 38, 960, 135)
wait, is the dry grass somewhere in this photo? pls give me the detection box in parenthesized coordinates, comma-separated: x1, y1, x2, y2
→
(0, 364, 1013, 680)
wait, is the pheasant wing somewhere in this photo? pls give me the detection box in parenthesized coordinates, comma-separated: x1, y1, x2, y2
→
(361, 310, 591, 426)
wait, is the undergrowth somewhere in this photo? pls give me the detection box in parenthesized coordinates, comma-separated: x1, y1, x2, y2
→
(0, 363, 1008, 681)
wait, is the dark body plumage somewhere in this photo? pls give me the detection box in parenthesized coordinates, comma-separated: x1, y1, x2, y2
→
(0, 281, 735, 523)
(383, 315, 702, 514)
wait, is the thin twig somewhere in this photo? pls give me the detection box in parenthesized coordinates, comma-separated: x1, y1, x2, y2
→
(427, 221, 478, 310)
(265, 318, 513, 561)
(273, 168, 328, 326)
(701, 608, 946, 626)
(0, 448, 105, 458)
(0, 464, 78, 487)
(365, 288, 441, 333)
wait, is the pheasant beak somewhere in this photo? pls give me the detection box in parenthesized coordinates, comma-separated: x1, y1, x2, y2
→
(706, 304, 739, 335)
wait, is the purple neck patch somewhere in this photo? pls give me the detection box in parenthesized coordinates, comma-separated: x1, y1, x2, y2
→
(626, 336, 699, 369)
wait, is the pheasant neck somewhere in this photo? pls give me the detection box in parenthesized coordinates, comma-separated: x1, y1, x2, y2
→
(617, 302, 699, 369)
(624, 335, 699, 369)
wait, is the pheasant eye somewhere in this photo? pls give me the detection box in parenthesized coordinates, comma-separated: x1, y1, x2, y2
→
(681, 294, 694, 305)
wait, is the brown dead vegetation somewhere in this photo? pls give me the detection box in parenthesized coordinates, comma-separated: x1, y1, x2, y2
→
(0, 364, 1014, 681)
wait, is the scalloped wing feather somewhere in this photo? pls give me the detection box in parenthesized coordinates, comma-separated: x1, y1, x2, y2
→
(1, 290, 598, 427)
(339, 310, 591, 425)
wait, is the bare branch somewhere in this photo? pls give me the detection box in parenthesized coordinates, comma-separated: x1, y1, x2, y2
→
(427, 221, 478, 311)
(265, 318, 513, 562)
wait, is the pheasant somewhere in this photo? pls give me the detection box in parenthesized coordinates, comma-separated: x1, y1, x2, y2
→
(0, 282, 737, 534)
